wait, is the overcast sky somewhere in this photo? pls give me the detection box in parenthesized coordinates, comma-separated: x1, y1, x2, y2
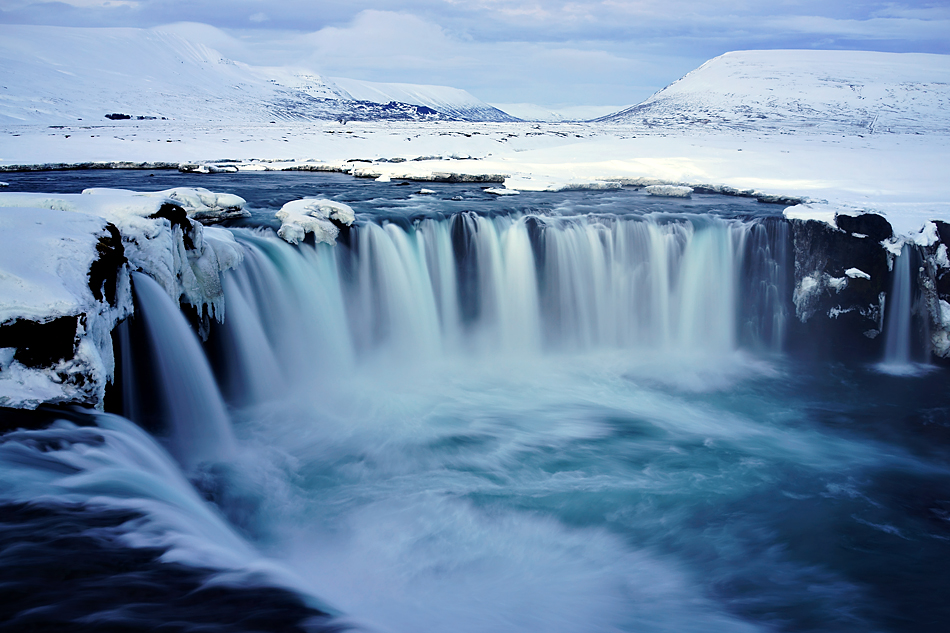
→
(1, 1, 947, 107)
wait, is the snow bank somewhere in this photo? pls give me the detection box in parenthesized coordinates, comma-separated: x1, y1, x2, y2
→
(0, 192, 242, 323)
(276, 199, 355, 245)
(83, 187, 248, 222)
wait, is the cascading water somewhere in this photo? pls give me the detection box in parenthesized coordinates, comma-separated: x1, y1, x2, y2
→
(884, 245, 914, 364)
(331, 213, 771, 360)
(879, 244, 928, 375)
(128, 272, 236, 469)
(5, 188, 950, 633)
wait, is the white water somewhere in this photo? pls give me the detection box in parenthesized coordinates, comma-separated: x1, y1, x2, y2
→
(331, 214, 765, 361)
(878, 244, 930, 376)
(130, 272, 236, 469)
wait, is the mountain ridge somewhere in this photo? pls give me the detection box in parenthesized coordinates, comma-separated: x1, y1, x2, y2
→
(0, 24, 518, 124)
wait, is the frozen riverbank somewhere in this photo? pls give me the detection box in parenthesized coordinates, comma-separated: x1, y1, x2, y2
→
(2, 121, 948, 236)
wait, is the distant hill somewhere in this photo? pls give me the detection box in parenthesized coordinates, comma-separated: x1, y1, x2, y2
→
(0, 25, 519, 124)
(487, 103, 632, 122)
(596, 50, 950, 135)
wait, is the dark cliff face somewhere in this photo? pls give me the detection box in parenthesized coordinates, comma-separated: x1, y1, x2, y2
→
(783, 212, 950, 365)
(786, 215, 892, 362)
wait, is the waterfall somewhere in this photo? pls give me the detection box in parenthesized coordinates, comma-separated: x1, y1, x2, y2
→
(129, 272, 236, 469)
(884, 245, 913, 365)
(879, 244, 927, 374)
(118, 213, 790, 447)
(204, 214, 788, 386)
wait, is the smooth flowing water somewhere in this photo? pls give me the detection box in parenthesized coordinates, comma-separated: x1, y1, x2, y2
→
(1, 173, 949, 633)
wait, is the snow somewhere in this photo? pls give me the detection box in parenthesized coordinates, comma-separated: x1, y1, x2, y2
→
(276, 199, 355, 245)
(330, 77, 517, 122)
(600, 50, 950, 136)
(484, 187, 520, 196)
(488, 103, 629, 122)
(0, 25, 509, 124)
(645, 185, 693, 198)
(0, 189, 248, 409)
(82, 187, 248, 222)
(937, 244, 950, 268)
(0, 191, 243, 321)
(0, 207, 110, 324)
(0, 207, 132, 409)
(845, 268, 871, 280)
(827, 276, 848, 292)
(783, 205, 837, 227)
(0, 41, 947, 236)
(912, 222, 940, 247)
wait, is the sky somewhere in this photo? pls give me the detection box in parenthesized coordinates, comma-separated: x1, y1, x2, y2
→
(1, 1, 948, 107)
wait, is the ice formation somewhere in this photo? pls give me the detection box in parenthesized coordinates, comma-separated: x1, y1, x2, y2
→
(0, 191, 245, 409)
(0, 207, 131, 408)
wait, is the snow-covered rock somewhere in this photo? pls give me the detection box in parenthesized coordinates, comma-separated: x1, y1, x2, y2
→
(644, 185, 692, 198)
(276, 199, 355, 245)
(83, 187, 249, 222)
(0, 207, 130, 409)
(0, 192, 242, 324)
(0, 189, 250, 409)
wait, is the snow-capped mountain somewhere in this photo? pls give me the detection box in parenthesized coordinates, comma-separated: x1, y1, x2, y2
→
(0, 25, 518, 124)
(330, 77, 515, 123)
(597, 50, 950, 135)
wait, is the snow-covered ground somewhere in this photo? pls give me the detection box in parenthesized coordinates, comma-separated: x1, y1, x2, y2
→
(2, 119, 946, 235)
